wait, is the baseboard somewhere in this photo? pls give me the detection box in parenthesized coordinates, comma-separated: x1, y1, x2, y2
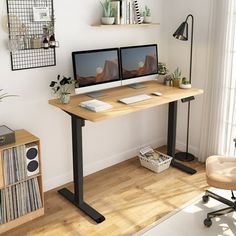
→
(44, 137, 165, 191)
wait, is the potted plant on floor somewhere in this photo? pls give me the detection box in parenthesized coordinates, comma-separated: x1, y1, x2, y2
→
(100, 0, 115, 25)
(171, 67, 182, 87)
(50, 75, 74, 104)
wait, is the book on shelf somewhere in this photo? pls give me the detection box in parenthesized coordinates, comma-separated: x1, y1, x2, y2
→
(80, 99, 113, 112)
(110, 0, 139, 25)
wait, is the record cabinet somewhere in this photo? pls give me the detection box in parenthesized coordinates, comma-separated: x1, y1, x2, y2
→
(0, 129, 44, 233)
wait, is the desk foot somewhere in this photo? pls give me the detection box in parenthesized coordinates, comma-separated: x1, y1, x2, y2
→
(171, 159, 197, 175)
(58, 188, 105, 223)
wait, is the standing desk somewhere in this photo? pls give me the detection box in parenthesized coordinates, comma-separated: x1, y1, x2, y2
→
(49, 81, 203, 224)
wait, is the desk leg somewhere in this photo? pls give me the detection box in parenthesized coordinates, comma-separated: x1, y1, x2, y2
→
(167, 101, 197, 175)
(58, 115, 105, 223)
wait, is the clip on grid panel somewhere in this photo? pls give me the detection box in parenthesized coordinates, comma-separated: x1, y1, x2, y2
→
(6, 0, 56, 71)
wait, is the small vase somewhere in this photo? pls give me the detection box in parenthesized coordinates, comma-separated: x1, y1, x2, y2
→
(172, 80, 180, 87)
(59, 93, 70, 104)
(101, 17, 115, 25)
(144, 16, 152, 23)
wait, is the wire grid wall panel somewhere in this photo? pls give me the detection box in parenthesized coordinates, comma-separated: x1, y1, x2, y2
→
(6, 0, 56, 70)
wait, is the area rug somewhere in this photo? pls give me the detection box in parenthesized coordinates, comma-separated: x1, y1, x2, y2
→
(135, 189, 236, 236)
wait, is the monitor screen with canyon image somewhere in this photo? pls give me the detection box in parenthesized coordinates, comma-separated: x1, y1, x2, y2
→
(120, 44, 158, 88)
(72, 48, 121, 97)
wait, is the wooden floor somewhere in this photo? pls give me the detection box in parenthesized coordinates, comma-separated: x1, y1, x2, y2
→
(3, 149, 207, 236)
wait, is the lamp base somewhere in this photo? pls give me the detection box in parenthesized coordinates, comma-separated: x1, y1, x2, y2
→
(175, 152, 195, 162)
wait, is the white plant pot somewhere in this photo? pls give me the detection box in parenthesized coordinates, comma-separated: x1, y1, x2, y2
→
(179, 83, 192, 89)
(144, 16, 152, 23)
(101, 17, 115, 25)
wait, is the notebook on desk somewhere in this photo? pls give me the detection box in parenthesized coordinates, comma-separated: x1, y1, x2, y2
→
(80, 99, 113, 112)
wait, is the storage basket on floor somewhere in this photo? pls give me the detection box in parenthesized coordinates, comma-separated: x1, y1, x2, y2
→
(139, 150, 172, 173)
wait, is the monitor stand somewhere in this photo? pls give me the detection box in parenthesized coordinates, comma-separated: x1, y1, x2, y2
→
(86, 91, 106, 98)
(128, 83, 147, 89)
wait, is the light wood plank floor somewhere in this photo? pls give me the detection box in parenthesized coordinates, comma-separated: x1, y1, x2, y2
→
(3, 149, 207, 236)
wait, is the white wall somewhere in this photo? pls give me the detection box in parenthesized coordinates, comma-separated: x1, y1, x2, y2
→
(0, 0, 213, 191)
(0, 0, 168, 191)
(162, 0, 213, 155)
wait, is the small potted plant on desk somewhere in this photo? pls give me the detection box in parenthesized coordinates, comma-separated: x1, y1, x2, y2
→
(171, 67, 181, 87)
(50, 75, 74, 104)
(100, 0, 115, 25)
(158, 62, 169, 84)
(179, 77, 192, 89)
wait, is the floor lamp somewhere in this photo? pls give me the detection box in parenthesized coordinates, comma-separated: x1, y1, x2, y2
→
(173, 14, 195, 162)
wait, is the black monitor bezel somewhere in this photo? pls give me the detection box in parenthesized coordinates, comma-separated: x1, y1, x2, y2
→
(72, 47, 121, 88)
(119, 44, 158, 80)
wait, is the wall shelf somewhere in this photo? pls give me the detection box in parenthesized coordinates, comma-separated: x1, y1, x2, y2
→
(91, 22, 160, 28)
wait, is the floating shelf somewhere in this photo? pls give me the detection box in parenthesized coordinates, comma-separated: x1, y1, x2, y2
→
(91, 22, 160, 27)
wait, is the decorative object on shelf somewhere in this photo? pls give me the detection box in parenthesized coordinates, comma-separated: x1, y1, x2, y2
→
(0, 126, 16, 146)
(6, 0, 56, 70)
(100, 0, 115, 25)
(171, 67, 182, 87)
(133, 0, 142, 24)
(50, 75, 74, 104)
(179, 77, 192, 89)
(33, 6, 51, 22)
(143, 5, 152, 23)
(173, 14, 195, 162)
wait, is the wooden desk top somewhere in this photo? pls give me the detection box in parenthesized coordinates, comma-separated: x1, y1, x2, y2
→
(49, 81, 203, 122)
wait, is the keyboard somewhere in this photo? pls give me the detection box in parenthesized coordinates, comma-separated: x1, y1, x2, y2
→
(119, 94, 152, 104)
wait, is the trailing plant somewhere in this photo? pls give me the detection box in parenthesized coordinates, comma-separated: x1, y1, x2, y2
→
(100, 0, 114, 17)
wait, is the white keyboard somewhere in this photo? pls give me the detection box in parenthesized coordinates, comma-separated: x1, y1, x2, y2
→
(119, 94, 152, 104)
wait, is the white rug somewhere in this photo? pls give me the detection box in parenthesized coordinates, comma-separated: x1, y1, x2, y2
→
(135, 189, 236, 236)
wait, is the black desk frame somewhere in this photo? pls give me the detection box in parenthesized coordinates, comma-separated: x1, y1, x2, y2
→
(58, 100, 196, 224)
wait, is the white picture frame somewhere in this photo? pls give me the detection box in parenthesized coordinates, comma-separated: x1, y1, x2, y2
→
(33, 7, 51, 22)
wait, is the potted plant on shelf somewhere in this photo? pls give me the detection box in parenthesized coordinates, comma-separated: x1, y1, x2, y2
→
(100, 0, 115, 25)
(50, 75, 74, 104)
(171, 67, 182, 87)
(179, 77, 192, 89)
(143, 5, 152, 23)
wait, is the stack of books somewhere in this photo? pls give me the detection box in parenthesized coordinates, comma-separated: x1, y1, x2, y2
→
(80, 99, 113, 112)
(0, 177, 42, 224)
(111, 0, 141, 25)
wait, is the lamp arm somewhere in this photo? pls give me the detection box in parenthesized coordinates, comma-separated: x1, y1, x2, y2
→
(185, 14, 194, 83)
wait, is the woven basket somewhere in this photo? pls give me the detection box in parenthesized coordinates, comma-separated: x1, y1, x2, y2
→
(139, 151, 172, 173)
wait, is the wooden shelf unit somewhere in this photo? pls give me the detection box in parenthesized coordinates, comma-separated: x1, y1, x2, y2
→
(0, 129, 44, 233)
(91, 22, 160, 27)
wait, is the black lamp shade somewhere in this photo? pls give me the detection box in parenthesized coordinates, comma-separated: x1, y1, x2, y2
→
(173, 22, 188, 41)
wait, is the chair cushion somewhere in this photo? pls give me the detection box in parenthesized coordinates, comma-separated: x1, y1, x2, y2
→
(206, 155, 236, 190)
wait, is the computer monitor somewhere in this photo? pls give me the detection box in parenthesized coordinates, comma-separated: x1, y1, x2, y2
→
(72, 48, 121, 97)
(120, 44, 158, 88)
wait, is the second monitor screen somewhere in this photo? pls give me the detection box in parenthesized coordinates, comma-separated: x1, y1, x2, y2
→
(120, 44, 158, 80)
